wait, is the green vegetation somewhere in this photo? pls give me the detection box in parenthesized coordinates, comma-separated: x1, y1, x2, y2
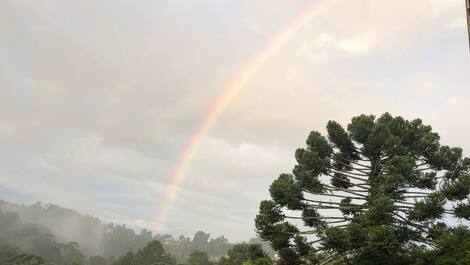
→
(113, 240, 176, 265)
(0, 226, 272, 265)
(256, 113, 470, 264)
(0, 209, 84, 265)
(88, 256, 107, 265)
(0, 202, 274, 265)
(187, 250, 211, 265)
(0, 244, 47, 265)
(218, 243, 269, 265)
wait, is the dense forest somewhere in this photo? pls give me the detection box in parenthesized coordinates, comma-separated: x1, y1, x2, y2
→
(0, 200, 275, 265)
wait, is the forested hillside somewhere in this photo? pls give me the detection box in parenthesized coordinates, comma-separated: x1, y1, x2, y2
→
(0, 200, 275, 264)
(0, 209, 85, 265)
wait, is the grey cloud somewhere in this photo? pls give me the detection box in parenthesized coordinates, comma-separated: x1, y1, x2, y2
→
(1, 0, 469, 242)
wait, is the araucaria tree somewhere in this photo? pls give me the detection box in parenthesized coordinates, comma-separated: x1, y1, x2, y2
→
(255, 113, 470, 265)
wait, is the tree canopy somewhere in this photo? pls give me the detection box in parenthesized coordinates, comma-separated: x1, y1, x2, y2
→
(0, 209, 86, 265)
(88, 256, 107, 265)
(187, 250, 212, 265)
(218, 243, 270, 265)
(0, 244, 47, 265)
(113, 240, 176, 265)
(0, 201, 242, 263)
(255, 113, 470, 264)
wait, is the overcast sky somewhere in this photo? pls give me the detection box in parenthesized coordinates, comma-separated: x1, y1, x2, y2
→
(1, 0, 469, 241)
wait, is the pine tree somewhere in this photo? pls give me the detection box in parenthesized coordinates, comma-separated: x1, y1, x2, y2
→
(255, 113, 470, 264)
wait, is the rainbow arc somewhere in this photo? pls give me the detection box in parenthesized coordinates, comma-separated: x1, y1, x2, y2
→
(154, 0, 336, 231)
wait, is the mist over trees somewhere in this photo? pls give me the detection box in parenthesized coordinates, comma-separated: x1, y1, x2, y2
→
(256, 113, 470, 264)
(0, 200, 274, 265)
(0, 200, 135, 257)
(113, 240, 176, 265)
(0, 208, 86, 265)
(0, 244, 47, 265)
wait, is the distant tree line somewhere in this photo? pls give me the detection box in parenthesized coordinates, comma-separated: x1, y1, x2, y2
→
(0, 235, 273, 265)
(0, 202, 275, 265)
(113, 240, 272, 265)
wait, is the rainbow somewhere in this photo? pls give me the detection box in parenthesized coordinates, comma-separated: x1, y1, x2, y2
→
(154, 0, 335, 231)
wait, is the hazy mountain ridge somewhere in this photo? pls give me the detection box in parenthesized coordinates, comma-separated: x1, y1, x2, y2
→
(0, 207, 85, 265)
(0, 200, 105, 256)
(0, 199, 275, 262)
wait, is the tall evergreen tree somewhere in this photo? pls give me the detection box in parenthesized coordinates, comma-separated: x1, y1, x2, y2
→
(255, 113, 470, 264)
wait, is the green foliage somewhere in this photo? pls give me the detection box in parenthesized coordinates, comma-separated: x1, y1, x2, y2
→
(0, 201, 241, 263)
(187, 250, 211, 265)
(0, 244, 47, 265)
(455, 201, 470, 219)
(269, 174, 304, 210)
(409, 193, 445, 221)
(0, 244, 20, 264)
(62, 242, 86, 265)
(192, 232, 211, 252)
(331, 173, 351, 189)
(0, 200, 154, 259)
(101, 224, 153, 259)
(113, 252, 134, 265)
(363, 196, 396, 225)
(327, 120, 357, 160)
(301, 208, 323, 228)
(305, 131, 333, 159)
(345, 223, 367, 250)
(413, 226, 470, 265)
(246, 239, 276, 259)
(276, 248, 300, 265)
(88, 256, 107, 265)
(347, 114, 375, 144)
(255, 113, 470, 265)
(339, 197, 363, 216)
(134, 240, 176, 265)
(153, 232, 231, 262)
(241, 257, 272, 265)
(113, 240, 175, 265)
(441, 174, 470, 201)
(219, 244, 268, 265)
(321, 227, 349, 253)
(0, 209, 87, 265)
(0, 201, 278, 265)
(292, 131, 331, 193)
(361, 225, 401, 261)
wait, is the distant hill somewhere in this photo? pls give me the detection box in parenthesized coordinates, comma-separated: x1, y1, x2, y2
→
(0, 200, 275, 262)
(0, 208, 86, 265)
(0, 200, 106, 256)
